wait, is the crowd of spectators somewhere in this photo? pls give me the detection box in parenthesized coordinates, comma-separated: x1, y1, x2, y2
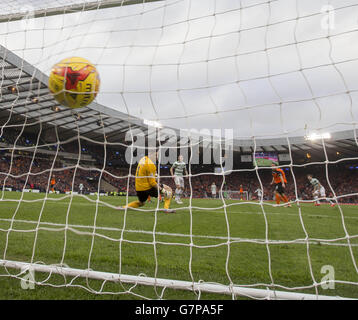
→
(0, 152, 357, 203)
(0, 130, 357, 203)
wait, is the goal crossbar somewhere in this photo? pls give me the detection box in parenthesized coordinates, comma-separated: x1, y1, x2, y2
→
(225, 190, 249, 200)
(0, 0, 165, 24)
(0, 259, 352, 300)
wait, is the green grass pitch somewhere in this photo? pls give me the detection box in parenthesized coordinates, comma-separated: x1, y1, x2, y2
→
(0, 191, 357, 300)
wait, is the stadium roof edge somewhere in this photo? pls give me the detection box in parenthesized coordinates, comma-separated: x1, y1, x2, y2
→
(1, 44, 358, 155)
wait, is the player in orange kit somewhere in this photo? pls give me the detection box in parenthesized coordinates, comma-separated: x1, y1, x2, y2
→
(239, 184, 244, 200)
(50, 176, 56, 193)
(270, 163, 291, 207)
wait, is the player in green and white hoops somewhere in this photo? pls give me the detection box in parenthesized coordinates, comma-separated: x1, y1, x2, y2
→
(170, 155, 188, 204)
(307, 174, 335, 207)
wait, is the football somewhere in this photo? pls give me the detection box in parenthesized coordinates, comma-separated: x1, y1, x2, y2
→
(48, 57, 100, 109)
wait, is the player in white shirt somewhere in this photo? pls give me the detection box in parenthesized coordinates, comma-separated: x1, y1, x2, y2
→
(255, 188, 263, 200)
(79, 183, 84, 194)
(211, 182, 217, 198)
(307, 174, 335, 207)
(170, 155, 188, 204)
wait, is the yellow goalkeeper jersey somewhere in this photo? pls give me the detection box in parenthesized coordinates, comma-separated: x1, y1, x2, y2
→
(135, 156, 158, 191)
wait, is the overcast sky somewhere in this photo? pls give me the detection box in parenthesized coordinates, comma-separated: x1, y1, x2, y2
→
(1, 0, 358, 140)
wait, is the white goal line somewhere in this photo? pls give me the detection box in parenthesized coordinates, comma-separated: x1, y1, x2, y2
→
(2, 196, 358, 217)
(0, 217, 356, 248)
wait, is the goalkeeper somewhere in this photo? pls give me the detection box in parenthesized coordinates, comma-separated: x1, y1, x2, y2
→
(123, 151, 175, 213)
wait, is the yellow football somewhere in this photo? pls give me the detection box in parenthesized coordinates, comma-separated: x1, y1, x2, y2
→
(48, 57, 100, 109)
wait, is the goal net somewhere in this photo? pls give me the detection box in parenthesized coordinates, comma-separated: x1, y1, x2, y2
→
(225, 190, 249, 201)
(0, 0, 357, 300)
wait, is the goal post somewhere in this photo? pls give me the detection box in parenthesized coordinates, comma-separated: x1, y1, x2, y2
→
(224, 190, 249, 201)
(0, 0, 358, 301)
(0, 0, 166, 24)
(0, 259, 350, 300)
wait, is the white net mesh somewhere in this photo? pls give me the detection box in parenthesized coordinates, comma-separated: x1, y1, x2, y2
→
(0, 0, 357, 300)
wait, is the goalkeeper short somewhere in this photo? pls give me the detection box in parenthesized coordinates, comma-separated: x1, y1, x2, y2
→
(275, 183, 285, 195)
(136, 187, 158, 203)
